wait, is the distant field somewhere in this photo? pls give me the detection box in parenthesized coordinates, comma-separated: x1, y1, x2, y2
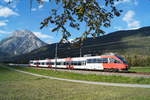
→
(0, 66, 150, 100)
(6, 65, 150, 84)
(129, 67, 150, 73)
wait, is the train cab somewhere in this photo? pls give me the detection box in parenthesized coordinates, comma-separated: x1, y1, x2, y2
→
(102, 56, 129, 71)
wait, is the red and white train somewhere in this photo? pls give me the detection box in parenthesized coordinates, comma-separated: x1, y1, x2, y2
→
(29, 54, 129, 71)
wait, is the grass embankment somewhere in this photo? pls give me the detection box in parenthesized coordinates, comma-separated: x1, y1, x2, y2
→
(0, 66, 150, 100)
(10, 65, 150, 84)
(129, 67, 150, 73)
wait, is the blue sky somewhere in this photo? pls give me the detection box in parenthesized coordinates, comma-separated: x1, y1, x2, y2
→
(0, 0, 150, 44)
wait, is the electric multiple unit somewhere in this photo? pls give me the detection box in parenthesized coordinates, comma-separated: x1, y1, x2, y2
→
(29, 55, 129, 71)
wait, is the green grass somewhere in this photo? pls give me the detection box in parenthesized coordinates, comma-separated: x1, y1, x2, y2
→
(0, 66, 150, 100)
(129, 67, 150, 73)
(7, 65, 150, 84)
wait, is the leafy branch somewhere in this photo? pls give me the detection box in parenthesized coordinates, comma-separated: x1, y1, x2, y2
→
(38, 0, 122, 43)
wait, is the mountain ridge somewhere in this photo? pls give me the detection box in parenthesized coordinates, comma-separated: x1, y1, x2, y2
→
(1, 26, 150, 66)
(3, 26, 149, 64)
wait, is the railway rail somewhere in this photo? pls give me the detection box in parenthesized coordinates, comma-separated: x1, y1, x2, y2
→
(9, 64, 150, 78)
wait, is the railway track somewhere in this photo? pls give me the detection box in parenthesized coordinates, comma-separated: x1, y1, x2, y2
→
(37, 67, 150, 78)
(9, 64, 150, 78)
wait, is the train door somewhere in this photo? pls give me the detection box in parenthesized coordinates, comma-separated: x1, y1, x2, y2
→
(65, 58, 74, 69)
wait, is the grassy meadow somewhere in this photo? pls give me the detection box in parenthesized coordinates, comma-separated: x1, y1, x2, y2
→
(0, 66, 150, 100)
(5, 65, 150, 84)
(129, 67, 150, 73)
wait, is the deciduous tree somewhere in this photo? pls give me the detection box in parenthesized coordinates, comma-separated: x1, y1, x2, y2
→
(37, 0, 122, 43)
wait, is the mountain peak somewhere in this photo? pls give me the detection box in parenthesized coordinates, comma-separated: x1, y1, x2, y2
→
(0, 29, 47, 55)
(13, 30, 34, 37)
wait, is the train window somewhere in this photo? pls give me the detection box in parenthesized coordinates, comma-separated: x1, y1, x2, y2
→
(87, 59, 93, 63)
(64, 62, 70, 65)
(33, 62, 36, 64)
(41, 62, 45, 65)
(60, 62, 64, 65)
(73, 61, 78, 65)
(109, 58, 121, 64)
(35, 62, 38, 65)
(64, 62, 66, 65)
(46, 62, 50, 65)
(68, 61, 85, 65)
(116, 56, 128, 64)
(34, 62, 40, 65)
(70, 61, 74, 65)
(114, 60, 121, 64)
(78, 61, 82, 65)
(93, 59, 97, 63)
(87, 59, 95, 63)
(56, 62, 61, 65)
(102, 58, 108, 63)
(96, 59, 103, 63)
(46, 62, 54, 65)
(109, 58, 115, 63)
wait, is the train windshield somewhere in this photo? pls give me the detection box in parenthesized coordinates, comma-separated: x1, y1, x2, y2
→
(116, 56, 128, 64)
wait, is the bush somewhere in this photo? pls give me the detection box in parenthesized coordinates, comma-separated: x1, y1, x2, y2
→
(124, 55, 150, 67)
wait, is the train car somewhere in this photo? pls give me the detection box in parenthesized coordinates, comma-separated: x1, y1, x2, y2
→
(29, 55, 129, 71)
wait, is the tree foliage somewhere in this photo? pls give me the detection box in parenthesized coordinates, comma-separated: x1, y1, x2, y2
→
(38, 0, 122, 43)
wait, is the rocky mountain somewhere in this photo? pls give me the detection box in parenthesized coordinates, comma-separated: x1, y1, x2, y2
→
(0, 30, 47, 56)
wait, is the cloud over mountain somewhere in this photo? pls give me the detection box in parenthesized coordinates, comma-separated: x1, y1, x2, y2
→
(0, 6, 19, 17)
(122, 10, 140, 29)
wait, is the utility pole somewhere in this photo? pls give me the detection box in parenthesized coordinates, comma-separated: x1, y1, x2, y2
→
(80, 43, 83, 57)
(55, 43, 58, 69)
(80, 47, 82, 57)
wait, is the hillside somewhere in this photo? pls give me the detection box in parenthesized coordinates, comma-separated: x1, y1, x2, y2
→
(3, 26, 150, 65)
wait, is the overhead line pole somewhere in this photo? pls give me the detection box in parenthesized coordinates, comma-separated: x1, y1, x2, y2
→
(55, 31, 59, 69)
(55, 43, 58, 69)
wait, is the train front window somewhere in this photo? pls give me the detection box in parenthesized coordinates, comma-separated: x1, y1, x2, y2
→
(116, 56, 128, 64)
(109, 58, 121, 64)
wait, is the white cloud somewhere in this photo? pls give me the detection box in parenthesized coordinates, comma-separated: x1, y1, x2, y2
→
(128, 20, 140, 28)
(133, 0, 138, 5)
(0, 30, 11, 34)
(38, 5, 44, 9)
(33, 32, 52, 39)
(31, 8, 37, 11)
(123, 10, 134, 23)
(0, 20, 8, 27)
(114, 26, 123, 31)
(115, 0, 138, 6)
(0, 6, 19, 17)
(3, 0, 13, 3)
(40, 0, 49, 2)
(115, 0, 130, 5)
(122, 10, 140, 29)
